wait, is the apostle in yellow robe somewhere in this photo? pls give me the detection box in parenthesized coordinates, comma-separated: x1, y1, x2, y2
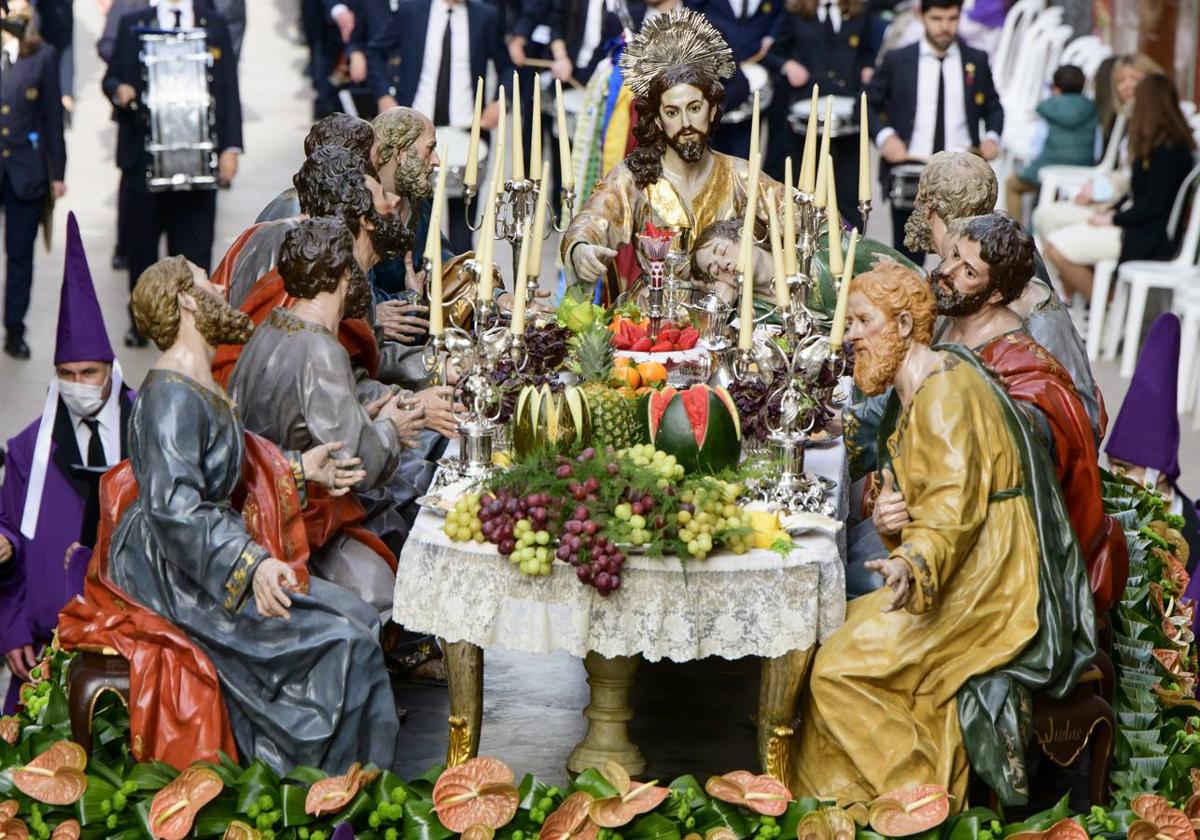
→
(792, 263, 1096, 807)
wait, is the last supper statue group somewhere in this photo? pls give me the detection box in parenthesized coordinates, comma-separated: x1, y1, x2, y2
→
(47, 6, 1113, 817)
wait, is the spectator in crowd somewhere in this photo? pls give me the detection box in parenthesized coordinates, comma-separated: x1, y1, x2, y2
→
(1105, 313, 1200, 564)
(103, 0, 242, 347)
(1, 0, 66, 360)
(367, 0, 509, 252)
(1004, 64, 1096, 220)
(1043, 74, 1196, 300)
(865, 0, 1003, 265)
(98, 0, 245, 63)
(689, 0, 784, 159)
(1031, 52, 1163, 247)
(768, 0, 878, 225)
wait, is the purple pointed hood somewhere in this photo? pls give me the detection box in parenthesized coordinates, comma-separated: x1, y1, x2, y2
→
(332, 824, 356, 840)
(1105, 312, 1181, 480)
(54, 212, 115, 365)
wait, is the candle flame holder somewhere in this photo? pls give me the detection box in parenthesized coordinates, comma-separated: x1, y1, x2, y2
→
(857, 198, 872, 231)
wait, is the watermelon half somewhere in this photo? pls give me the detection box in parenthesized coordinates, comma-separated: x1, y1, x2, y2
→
(645, 385, 741, 474)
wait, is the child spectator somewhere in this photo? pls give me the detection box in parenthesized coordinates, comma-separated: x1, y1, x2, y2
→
(1005, 65, 1097, 219)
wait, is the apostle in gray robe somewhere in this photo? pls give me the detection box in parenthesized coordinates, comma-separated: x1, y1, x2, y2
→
(114, 256, 399, 774)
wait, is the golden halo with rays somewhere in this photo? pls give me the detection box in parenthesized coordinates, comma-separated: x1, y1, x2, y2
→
(619, 8, 735, 100)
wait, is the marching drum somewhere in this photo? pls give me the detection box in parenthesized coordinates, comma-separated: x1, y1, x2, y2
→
(722, 63, 773, 125)
(888, 163, 925, 212)
(788, 94, 858, 137)
(140, 30, 218, 191)
(436, 127, 490, 199)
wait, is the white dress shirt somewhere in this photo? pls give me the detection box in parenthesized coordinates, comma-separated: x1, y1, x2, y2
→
(817, 0, 842, 33)
(575, 0, 609, 71)
(412, 0, 474, 129)
(732, 0, 763, 17)
(67, 385, 121, 468)
(1, 40, 18, 67)
(153, 0, 196, 29)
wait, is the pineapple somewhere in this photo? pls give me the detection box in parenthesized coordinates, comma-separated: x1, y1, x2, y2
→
(573, 324, 639, 449)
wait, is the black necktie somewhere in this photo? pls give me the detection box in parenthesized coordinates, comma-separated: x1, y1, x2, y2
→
(433, 9, 453, 127)
(821, 1, 836, 37)
(82, 418, 106, 468)
(0, 50, 11, 74)
(932, 55, 946, 154)
(172, 8, 183, 28)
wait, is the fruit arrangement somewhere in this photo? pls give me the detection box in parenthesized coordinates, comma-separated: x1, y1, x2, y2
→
(443, 442, 758, 594)
(610, 318, 700, 353)
(644, 384, 743, 474)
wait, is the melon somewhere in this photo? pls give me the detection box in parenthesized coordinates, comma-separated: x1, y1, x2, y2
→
(644, 384, 741, 474)
(512, 385, 592, 461)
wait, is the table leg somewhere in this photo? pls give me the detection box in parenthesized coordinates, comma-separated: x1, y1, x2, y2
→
(758, 647, 816, 781)
(567, 651, 645, 775)
(444, 639, 483, 766)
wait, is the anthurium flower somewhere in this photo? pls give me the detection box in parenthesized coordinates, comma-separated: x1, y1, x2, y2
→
(306, 763, 380, 818)
(588, 762, 670, 828)
(866, 785, 951, 837)
(147, 765, 224, 840)
(49, 819, 81, 840)
(1128, 795, 1194, 840)
(222, 820, 265, 840)
(1007, 817, 1089, 840)
(0, 719, 19, 747)
(431, 757, 520, 832)
(0, 817, 28, 840)
(539, 792, 599, 840)
(703, 771, 792, 817)
(12, 741, 88, 806)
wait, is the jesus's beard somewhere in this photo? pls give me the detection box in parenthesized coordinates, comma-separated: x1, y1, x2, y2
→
(852, 322, 908, 396)
(666, 128, 709, 163)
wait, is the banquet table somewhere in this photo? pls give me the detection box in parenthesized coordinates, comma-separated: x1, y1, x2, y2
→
(393, 442, 850, 775)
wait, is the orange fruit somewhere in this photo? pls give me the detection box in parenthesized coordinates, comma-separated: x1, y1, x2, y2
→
(636, 361, 668, 385)
(614, 356, 634, 368)
(611, 366, 641, 389)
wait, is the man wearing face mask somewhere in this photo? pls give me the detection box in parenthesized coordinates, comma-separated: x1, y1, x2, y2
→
(0, 214, 133, 710)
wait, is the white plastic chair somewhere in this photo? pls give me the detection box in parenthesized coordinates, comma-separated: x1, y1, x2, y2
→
(1104, 160, 1200, 377)
(1085, 258, 1118, 359)
(993, 0, 1048, 96)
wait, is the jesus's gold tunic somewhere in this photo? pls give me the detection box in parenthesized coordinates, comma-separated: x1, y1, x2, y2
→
(792, 357, 1042, 806)
(561, 151, 781, 292)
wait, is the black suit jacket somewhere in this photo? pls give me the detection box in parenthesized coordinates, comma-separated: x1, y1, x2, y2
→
(548, 0, 639, 84)
(367, 0, 512, 105)
(684, 0, 784, 62)
(769, 9, 876, 99)
(865, 39, 1003, 177)
(102, 6, 243, 173)
(0, 43, 67, 201)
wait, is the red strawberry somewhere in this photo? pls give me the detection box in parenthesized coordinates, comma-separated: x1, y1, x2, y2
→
(661, 328, 681, 345)
(632, 337, 654, 352)
(612, 333, 632, 350)
(650, 341, 674, 353)
(677, 328, 699, 349)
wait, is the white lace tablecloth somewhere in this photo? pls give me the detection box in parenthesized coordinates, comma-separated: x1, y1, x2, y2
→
(393, 444, 849, 663)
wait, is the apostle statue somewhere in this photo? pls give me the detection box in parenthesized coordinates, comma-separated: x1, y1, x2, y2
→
(229, 217, 424, 620)
(0, 214, 133, 712)
(792, 263, 1095, 807)
(560, 8, 780, 303)
(924, 213, 1127, 611)
(902, 151, 1105, 441)
(62, 255, 399, 773)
